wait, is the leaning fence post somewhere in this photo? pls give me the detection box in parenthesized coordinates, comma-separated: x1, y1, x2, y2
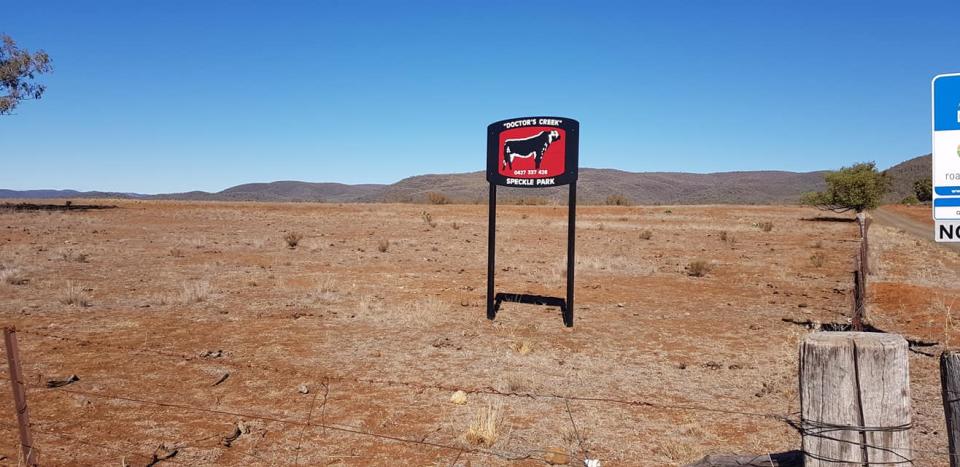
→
(942, 351, 960, 467)
(4, 327, 38, 466)
(800, 332, 911, 466)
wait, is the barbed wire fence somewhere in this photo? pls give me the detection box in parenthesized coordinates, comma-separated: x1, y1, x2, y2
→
(0, 325, 955, 465)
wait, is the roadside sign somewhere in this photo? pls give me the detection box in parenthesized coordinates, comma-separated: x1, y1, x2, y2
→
(932, 74, 960, 235)
(485, 116, 580, 327)
(486, 117, 579, 187)
(936, 221, 960, 242)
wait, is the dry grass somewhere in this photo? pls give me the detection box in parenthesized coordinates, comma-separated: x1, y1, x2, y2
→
(377, 239, 389, 253)
(283, 232, 303, 249)
(420, 211, 436, 228)
(510, 340, 532, 355)
(757, 221, 774, 232)
(181, 280, 211, 304)
(0, 267, 27, 285)
(686, 260, 712, 277)
(59, 249, 90, 263)
(59, 281, 91, 307)
(809, 252, 826, 268)
(465, 401, 503, 448)
(638, 229, 653, 240)
(450, 390, 468, 405)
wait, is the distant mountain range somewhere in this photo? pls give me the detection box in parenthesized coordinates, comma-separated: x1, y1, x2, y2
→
(1, 155, 932, 205)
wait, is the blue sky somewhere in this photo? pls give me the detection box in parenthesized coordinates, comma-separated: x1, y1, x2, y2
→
(1, 1, 957, 193)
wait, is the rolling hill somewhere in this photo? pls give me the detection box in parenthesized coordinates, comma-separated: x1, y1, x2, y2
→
(0, 156, 931, 205)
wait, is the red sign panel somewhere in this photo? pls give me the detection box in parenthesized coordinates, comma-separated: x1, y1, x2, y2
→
(498, 126, 566, 179)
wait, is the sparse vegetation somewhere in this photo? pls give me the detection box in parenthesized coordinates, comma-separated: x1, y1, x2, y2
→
(420, 211, 436, 228)
(639, 229, 653, 240)
(686, 260, 712, 277)
(757, 221, 774, 232)
(0, 267, 27, 285)
(59, 281, 90, 307)
(605, 194, 630, 206)
(426, 192, 451, 205)
(181, 281, 210, 303)
(511, 340, 532, 355)
(377, 239, 389, 253)
(809, 252, 826, 268)
(169, 247, 184, 258)
(59, 249, 89, 263)
(283, 232, 303, 249)
(900, 195, 919, 205)
(465, 401, 503, 448)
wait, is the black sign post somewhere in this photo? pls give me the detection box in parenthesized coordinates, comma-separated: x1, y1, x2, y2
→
(485, 116, 579, 327)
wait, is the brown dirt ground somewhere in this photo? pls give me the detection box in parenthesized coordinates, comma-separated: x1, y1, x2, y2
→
(0, 201, 950, 466)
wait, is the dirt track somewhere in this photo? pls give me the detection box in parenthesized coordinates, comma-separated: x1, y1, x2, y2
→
(871, 205, 958, 250)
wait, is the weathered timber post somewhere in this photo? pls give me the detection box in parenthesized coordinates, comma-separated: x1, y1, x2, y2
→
(4, 327, 38, 466)
(800, 332, 911, 466)
(941, 350, 960, 466)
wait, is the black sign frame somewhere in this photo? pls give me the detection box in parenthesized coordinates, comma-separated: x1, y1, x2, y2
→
(485, 116, 579, 327)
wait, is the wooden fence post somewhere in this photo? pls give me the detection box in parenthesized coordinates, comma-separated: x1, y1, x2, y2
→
(852, 255, 863, 332)
(800, 332, 911, 466)
(4, 327, 38, 466)
(942, 351, 960, 466)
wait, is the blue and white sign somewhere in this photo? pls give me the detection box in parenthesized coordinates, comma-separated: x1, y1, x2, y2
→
(932, 74, 960, 229)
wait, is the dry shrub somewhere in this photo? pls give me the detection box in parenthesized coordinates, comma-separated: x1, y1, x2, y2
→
(59, 249, 89, 263)
(638, 229, 653, 240)
(450, 390, 468, 405)
(809, 252, 826, 268)
(313, 277, 338, 302)
(169, 247, 184, 258)
(59, 281, 91, 307)
(0, 267, 27, 285)
(181, 281, 210, 304)
(420, 211, 436, 228)
(465, 401, 503, 448)
(758, 221, 774, 232)
(451, 222, 461, 230)
(426, 192, 451, 205)
(283, 232, 303, 249)
(686, 260, 712, 277)
(511, 340, 532, 355)
(377, 239, 389, 253)
(605, 194, 630, 206)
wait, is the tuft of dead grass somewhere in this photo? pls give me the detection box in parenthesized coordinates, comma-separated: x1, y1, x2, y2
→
(283, 232, 303, 249)
(450, 390, 468, 405)
(181, 281, 211, 304)
(757, 221, 774, 232)
(686, 260, 712, 277)
(59, 281, 91, 307)
(420, 211, 437, 229)
(465, 401, 503, 448)
(638, 229, 653, 240)
(809, 252, 826, 268)
(377, 239, 389, 253)
(0, 267, 27, 285)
